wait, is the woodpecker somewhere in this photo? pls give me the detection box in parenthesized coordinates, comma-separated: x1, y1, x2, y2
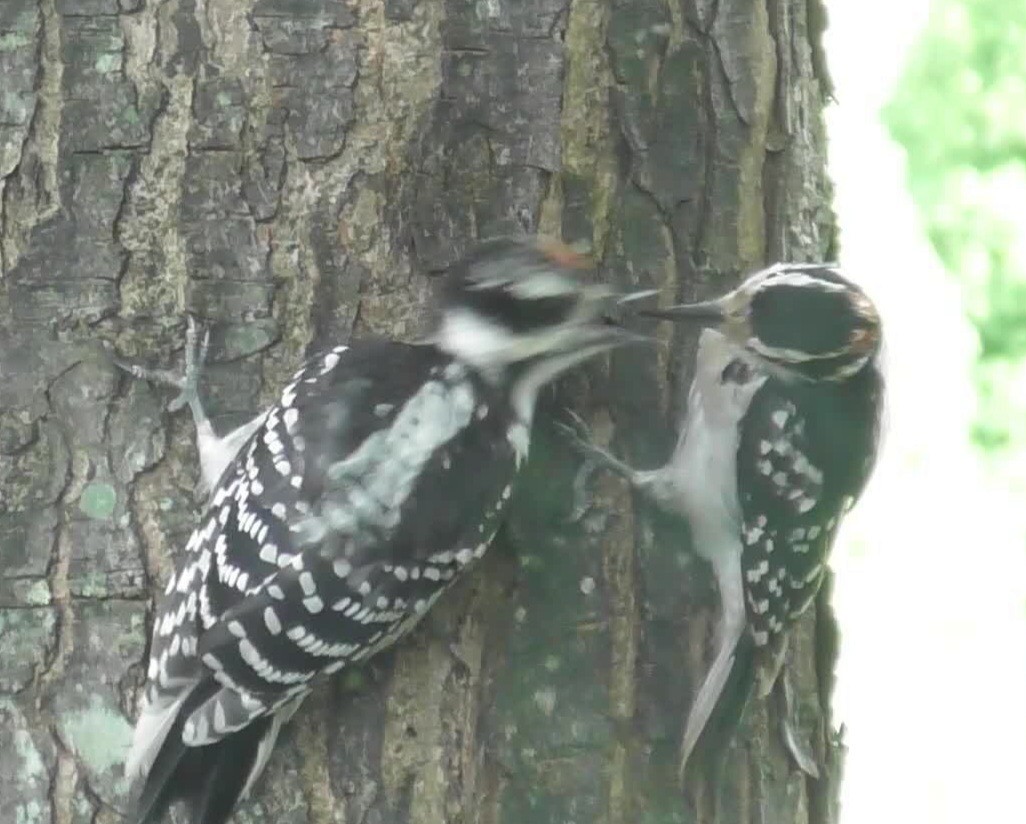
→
(562, 263, 884, 781)
(118, 237, 650, 824)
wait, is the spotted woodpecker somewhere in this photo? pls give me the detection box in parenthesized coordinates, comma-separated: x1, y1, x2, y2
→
(118, 237, 650, 824)
(562, 263, 884, 781)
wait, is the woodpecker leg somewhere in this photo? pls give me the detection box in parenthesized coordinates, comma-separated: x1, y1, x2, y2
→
(557, 410, 643, 521)
(679, 548, 746, 784)
(558, 409, 639, 479)
(114, 316, 263, 493)
(776, 666, 820, 778)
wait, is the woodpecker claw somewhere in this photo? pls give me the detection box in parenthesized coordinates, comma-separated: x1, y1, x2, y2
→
(166, 315, 210, 414)
(557, 408, 646, 523)
(113, 315, 210, 414)
(563, 407, 589, 434)
(557, 411, 637, 481)
(113, 316, 234, 495)
(556, 412, 603, 522)
(112, 359, 185, 392)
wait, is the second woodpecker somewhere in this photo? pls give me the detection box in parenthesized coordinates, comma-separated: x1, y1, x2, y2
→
(564, 262, 884, 780)
(119, 237, 649, 824)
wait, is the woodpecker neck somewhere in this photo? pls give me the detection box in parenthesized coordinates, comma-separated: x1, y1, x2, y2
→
(435, 308, 564, 383)
(435, 308, 612, 423)
(508, 345, 610, 425)
(435, 309, 508, 375)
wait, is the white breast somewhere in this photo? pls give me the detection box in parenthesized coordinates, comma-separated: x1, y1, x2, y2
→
(642, 329, 765, 563)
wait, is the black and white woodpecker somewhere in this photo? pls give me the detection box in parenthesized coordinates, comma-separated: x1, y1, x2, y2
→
(563, 262, 884, 780)
(118, 237, 651, 824)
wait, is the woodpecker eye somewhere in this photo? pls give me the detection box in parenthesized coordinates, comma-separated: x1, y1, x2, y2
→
(443, 238, 590, 333)
(458, 287, 578, 332)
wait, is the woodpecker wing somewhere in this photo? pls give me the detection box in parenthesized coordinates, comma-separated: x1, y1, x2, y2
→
(127, 340, 520, 823)
(736, 365, 883, 648)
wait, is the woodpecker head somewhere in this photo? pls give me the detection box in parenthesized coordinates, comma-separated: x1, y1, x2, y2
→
(436, 237, 651, 376)
(645, 263, 881, 382)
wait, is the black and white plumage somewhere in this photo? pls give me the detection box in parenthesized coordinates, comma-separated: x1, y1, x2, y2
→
(119, 237, 649, 824)
(563, 262, 884, 781)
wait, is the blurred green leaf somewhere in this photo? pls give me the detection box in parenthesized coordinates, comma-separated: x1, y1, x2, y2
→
(885, 0, 1026, 455)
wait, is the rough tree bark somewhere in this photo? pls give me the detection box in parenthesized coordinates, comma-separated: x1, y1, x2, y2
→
(0, 1, 841, 823)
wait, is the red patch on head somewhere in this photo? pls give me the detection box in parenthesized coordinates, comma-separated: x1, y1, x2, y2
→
(537, 238, 591, 270)
(849, 327, 879, 354)
(849, 294, 881, 354)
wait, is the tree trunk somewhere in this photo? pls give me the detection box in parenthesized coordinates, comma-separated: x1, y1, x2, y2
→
(0, 1, 841, 823)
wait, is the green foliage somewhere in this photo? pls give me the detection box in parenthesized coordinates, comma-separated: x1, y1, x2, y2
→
(884, 0, 1026, 456)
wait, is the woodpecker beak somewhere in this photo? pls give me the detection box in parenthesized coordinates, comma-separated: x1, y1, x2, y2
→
(616, 288, 661, 306)
(597, 317, 655, 347)
(640, 297, 727, 323)
(596, 289, 661, 347)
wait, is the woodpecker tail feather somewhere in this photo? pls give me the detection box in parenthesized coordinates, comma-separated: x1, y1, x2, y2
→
(685, 631, 818, 785)
(128, 680, 279, 824)
(682, 632, 759, 785)
(183, 716, 275, 824)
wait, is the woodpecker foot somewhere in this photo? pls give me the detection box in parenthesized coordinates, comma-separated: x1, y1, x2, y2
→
(113, 316, 241, 495)
(169, 314, 210, 415)
(556, 409, 637, 521)
(776, 669, 820, 778)
(558, 409, 637, 477)
(114, 315, 210, 414)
